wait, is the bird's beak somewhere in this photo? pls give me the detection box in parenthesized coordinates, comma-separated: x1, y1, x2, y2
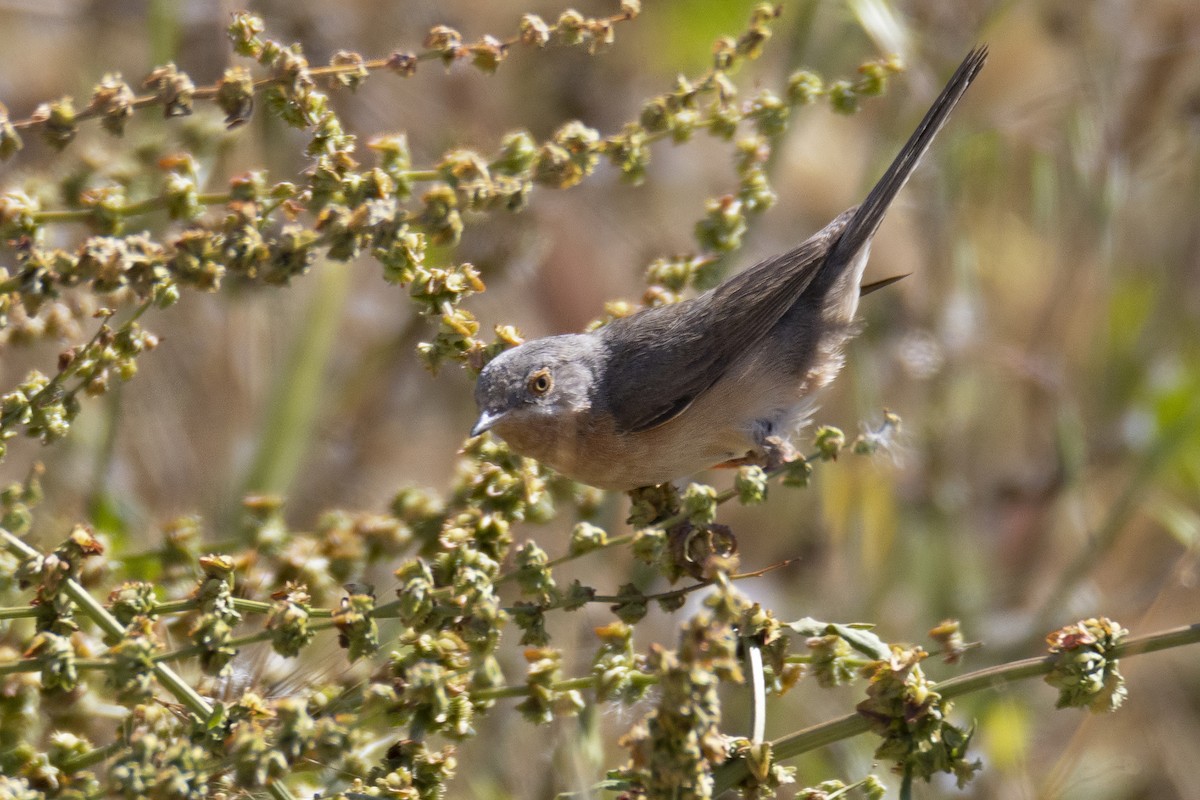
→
(471, 409, 505, 438)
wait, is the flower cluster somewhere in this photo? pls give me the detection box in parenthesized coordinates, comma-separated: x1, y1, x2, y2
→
(856, 647, 980, 787)
(1044, 617, 1128, 713)
(0, 309, 159, 460)
(189, 554, 243, 675)
(616, 580, 748, 799)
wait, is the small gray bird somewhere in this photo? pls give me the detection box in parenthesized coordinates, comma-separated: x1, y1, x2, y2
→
(473, 48, 987, 491)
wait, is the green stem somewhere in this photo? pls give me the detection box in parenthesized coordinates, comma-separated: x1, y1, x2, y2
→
(239, 261, 351, 500)
(61, 739, 126, 773)
(711, 622, 1200, 793)
(86, 381, 125, 533)
(0, 605, 37, 620)
(0, 657, 115, 675)
(472, 671, 658, 702)
(508, 560, 795, 614)
(0, 527, 213, 718)
(30, 208, 92, 223)
(147, 0, 181, 67)
(153, 618, 339, 664)
(0, 529, 298, 799)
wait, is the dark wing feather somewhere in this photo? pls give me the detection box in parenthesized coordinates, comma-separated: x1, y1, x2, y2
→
(598, 221, 846, 434)
(599, 46, 988, 435)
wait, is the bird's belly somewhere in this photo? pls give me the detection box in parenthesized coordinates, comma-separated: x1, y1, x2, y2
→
(491, 374, 809, 491)
(588, 375, 810, 489)
(494, 411, 750, 491)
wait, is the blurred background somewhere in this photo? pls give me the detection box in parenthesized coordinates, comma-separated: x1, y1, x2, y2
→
(1, 0, 1199, 797)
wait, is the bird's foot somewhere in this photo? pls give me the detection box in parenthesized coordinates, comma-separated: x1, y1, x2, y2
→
(758, 435, 796, 472)
(710, 435, 797, 472)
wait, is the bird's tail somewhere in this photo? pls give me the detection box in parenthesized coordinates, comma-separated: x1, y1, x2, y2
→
(817, 46, 988, 289)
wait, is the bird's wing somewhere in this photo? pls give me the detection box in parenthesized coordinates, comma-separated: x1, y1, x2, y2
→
(599, 220, 846, 435)
(598, 46, 988, 436)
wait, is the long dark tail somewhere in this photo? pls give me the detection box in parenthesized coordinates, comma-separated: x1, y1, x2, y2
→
(819, 46, 988, 282)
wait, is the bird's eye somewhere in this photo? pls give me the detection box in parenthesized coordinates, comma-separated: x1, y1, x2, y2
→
(527, 368, 553, 396)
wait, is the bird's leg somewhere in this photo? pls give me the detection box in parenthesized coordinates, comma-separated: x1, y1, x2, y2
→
(710, 429, 797, 471)
(751, 416, 797, 471)
(757, 434, 796, 471)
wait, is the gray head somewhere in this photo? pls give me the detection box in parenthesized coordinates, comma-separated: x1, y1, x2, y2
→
(471, 334, 604, 438)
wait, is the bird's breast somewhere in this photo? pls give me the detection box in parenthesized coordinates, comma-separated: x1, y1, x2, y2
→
(489, 349, 828, 490)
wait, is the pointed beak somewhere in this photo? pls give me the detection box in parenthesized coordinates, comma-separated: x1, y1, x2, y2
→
(471, 409, 505, 438)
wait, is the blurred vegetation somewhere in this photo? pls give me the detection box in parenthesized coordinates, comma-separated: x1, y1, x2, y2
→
(0, 1, 1198, 798)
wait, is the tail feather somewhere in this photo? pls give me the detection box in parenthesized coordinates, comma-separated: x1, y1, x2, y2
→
(819, 46, 988, 287)
(860, 272, 910, 296)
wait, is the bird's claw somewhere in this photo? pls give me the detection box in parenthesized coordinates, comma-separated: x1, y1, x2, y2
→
(710, 435, 797, 472)
(759, 435, 796, 472)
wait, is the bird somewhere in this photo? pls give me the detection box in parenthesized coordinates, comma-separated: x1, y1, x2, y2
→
(471, 47, 987, 491)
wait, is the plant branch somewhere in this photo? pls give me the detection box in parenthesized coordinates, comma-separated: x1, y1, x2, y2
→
(0, 528, 213, 719)
(5, 9, 640, 134)
(494, 446, 832, 587)
(0, 527, 298, 800)
(710, 622, 1200, 793)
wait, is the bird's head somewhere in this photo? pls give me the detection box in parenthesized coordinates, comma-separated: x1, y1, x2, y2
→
(471, 334, 601, 439)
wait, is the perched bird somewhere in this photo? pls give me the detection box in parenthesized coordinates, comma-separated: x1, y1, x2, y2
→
(472, 47, 987, 491)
